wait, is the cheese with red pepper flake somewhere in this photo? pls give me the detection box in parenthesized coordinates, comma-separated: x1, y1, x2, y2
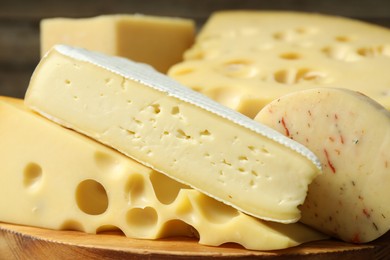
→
(255, 87, 390, 243)
(168, 11, 390, 118)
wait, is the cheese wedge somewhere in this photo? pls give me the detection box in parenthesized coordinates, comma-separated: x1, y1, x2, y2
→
(0, 96, 326, 250)
(41, 14, 195, 73)
(25, 45, 321, 223)
(168, 11, 390, 117)
(255, 88, 390, 243)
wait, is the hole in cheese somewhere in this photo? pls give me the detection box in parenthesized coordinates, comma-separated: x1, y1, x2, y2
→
(94, 151, 122, 174)
(96, 225, 126, 236)
(194, 193, 240, 224)
(189, 86, 203, 92)
(295, 26, 318, 35)
(23, 162, 43, 190)
(159, 219, 197, 238)
(126, 207, 158, 235)
(150, 171, 189, 205)
(199, 129, 212, 139)
(335, 35, 352, 42)
(64, 79, 71, 85)
(125, 174, 145, 204)
(357, 45, 390, 57)
(60, 219, 84, 232)
(176, 129, 191, 140)
(76, 179, 108, 215)
(218, 59, 258, 78)
(239, 156, 248, 162)
(150, 104, 161, 114)
(274, 68, 327, 85)
(205, 87, 242, 111)
(321, 45, 361, 62)
(279, 52, 301, 60)
(171, 106, 180, 115)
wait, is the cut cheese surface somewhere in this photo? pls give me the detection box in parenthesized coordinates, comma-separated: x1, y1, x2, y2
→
(25, 45, 321, 223)
(41, 14, 195, 73)
(168, 11, 390, 118)
(0, 96, 326, 250)
(255, 88, 390, 243)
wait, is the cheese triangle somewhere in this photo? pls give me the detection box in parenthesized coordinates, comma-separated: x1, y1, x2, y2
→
(25, 45, 321, 223)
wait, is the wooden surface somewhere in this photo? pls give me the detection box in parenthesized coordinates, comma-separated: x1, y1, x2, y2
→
(1, 0, 390, 98)
(0, 222, 390, 259)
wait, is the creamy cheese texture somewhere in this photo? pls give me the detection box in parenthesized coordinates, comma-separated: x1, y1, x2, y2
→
(255, 88, 390, 243)
(25, 45, 321, 223)
(168, 11, 390, 118)
(0, 96, 326, 250)
(41, 14, 195, 73)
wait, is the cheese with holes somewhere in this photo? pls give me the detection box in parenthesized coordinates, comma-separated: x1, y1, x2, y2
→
(25, 45, 321, 223)
(41, 14, 195, 73)
(168, 11, 390, 118)
(255, 88, 390, 243)
(0, 96, 326, 250)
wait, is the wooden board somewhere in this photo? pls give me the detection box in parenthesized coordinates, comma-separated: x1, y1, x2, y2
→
(0, 222, 389, 259)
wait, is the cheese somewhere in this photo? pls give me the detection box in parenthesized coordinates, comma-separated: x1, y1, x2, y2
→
(25, 45, 321, 223)
(255, 88, 390, 243)
(168, 11, 390, 118)
(0, 96, 326, 250)
(40, 14, 195, 73)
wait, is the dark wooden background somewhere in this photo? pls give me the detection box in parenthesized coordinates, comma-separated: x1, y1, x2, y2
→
(1, 0, 389, 98)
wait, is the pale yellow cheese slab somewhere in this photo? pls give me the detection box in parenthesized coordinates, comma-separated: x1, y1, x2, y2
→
(41, 14, 195, 73)
(255, 88, 390, 243)
(168, 11, 390, 117)
(25, 45, 321, 223)
(0, 96, 326, 250)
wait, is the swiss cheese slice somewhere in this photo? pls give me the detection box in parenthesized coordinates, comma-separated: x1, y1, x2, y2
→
(25, 45, 321, 223)
(168, 11, 390, 118)
(41, 14, 195, 73)
(0, 96, 326, 250)
(255, 88, 390, 243)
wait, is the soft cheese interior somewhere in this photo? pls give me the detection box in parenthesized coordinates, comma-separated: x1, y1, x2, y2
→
(25, 45, 321, 223)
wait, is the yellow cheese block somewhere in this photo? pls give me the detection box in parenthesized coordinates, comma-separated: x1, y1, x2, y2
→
(168, 11, 390, 117)
(0, 96, 326, 250)
(25, 45, 321, 223)
(41, 14, 195, 73)
(255, 88, 390, 243)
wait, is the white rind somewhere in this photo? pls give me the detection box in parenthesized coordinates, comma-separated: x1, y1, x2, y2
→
(54, 44, 321, 170)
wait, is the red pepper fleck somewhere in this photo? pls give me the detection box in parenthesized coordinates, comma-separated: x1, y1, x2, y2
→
(334, 114, 338, 120)
(329, 136, 335, 142)
(281, 117, 290, 137)
(324, 149, 336, 173)
(340, 134, 345, 144)
(373, 222, 379, 231)
(351, 233, 361, 243)
(308, 110, 312, 116)
(363, 208, 371, 218)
